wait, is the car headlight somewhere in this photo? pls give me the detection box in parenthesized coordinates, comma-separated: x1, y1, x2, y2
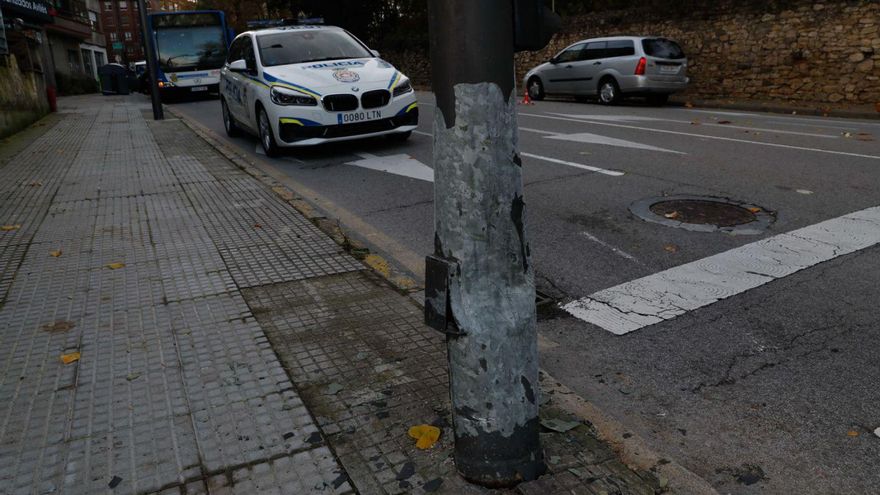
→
(270, 86, 317, 106)
(392, 79, 413, 97)
(158, 81, 174, 88)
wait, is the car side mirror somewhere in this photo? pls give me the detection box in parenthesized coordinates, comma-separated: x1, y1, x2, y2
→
(228, 59, 247, 72)
(370, 49, 380, 58)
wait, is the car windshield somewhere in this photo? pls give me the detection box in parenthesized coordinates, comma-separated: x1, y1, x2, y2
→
(257, 30, 372, 67)
(641, 38, 685, 59)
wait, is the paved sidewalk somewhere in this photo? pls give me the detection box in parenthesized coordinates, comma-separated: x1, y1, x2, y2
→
(1, 95, 666, 495)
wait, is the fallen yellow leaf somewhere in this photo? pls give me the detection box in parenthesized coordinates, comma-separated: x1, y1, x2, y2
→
(1, 224, 22, 231)
(747, 207, 762, 214)
(664, 211, 680, 219)
(50, 250, 62, 258)
(408, 424, 441, 450)
(60, 352, 81, 364)
(847, 430, 859, 437)
(664, 244, 679, 253)
(106, 262, 125, 270)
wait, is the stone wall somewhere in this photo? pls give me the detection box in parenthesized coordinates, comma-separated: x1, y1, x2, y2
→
(0, 55, 49, 139)
(385, 0, 880, 105)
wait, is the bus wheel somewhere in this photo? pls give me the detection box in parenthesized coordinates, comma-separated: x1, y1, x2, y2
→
(221, 99, 241, 137)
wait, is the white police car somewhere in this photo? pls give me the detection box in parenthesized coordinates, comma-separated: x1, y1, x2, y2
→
(219, 25, 418, 156)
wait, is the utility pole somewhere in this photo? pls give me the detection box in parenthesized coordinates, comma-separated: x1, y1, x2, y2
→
(425, 0, 558, 487)
(136, 0, 163, 120)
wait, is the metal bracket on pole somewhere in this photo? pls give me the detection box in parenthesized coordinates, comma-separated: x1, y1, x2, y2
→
(424, 255, 466, 337)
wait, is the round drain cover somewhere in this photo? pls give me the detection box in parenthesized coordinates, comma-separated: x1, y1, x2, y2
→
(630, 195, 775, 234)
(649, 199, 756, 227)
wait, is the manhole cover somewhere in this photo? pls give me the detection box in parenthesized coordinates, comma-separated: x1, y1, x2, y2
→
(630, 195, 775, 234)
(649, 199, 756, 227)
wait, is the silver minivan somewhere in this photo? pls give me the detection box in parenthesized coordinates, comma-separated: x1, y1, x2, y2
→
(523, 36, 688, 105)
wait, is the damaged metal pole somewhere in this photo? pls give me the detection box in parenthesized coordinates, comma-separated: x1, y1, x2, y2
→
(426, 0, 543, 486)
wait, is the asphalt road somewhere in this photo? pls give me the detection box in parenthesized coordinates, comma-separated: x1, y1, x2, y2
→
(169, 92, 880, 494)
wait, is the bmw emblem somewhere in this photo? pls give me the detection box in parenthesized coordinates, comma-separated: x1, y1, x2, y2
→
(351, 87, 360, 92)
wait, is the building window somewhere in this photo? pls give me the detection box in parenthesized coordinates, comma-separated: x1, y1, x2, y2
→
(81, 48, 94, 77)
(67, 49, 82, 73)
(88, 11, 99, 30)
(95, 51, 106, 67)
(109, 32, 117, 41)
(104, 1, 112, 11)
(124, 32, 132, 40)
(119, 1, 127, 9)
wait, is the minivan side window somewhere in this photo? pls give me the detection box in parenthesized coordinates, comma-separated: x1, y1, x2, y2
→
(642, 38, 685, 59)
(605, 40, 635, 58)
(580, 41, 607, 61)
(555, 43, 585, 63)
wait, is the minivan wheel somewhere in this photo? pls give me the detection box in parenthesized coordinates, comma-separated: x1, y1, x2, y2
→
(528, 77, 545, 101)
(257, 107, 280, 157)
(221, 99, 241, 137)
(598, 79, 620, 105)
(647, 94, 669, 106)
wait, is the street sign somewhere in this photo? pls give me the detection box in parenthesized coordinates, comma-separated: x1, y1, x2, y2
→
(112, 41, 123, 49)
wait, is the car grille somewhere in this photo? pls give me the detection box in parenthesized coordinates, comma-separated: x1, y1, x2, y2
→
(361, 89, 391, 109)
(322, 94, 359, 112)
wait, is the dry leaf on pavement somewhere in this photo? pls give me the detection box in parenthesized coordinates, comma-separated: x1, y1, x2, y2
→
(60, 352, 81, 364)
(106, 262, 125, 270)
(747, 207, 762, 213)
(847, 430, 859, 437)
(408, 424, 441, 449)
(50, 250, 62, 257)
(684, 102, 694, 108)
(1, 224, 22, 231)
(717, 120, 732, 124)
(664, 244, 679, 253)
(664, 211, 680, 219)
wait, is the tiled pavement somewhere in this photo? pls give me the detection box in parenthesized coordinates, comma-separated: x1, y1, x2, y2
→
(1, 96, 662, 495)
(0, 97, 355, 495)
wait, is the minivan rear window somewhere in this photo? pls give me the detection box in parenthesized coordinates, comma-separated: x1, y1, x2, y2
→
(642, 38, 685, 59)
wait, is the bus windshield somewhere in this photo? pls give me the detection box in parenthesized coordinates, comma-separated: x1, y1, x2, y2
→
(154, 13, 227, 72)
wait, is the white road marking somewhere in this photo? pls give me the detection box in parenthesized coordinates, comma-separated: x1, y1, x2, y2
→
(681, 109, 755, 117)
(580, 231, 643, 265)
(520, 112, 880, 160)
(545, 132, 685, 154)
(546, 114, 663, 123)
(519, 127, 557, 135)
(548, 112, 839, 139)
(346, 152, 434, 182)
(564, 205, 880, 335)
(520, 152, 624, 177)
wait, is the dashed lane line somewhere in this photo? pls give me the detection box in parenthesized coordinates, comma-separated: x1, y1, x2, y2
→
(564, 205, 880, 335)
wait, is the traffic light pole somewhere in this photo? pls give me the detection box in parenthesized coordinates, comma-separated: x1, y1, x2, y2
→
(427, 0, 543, 486)
(137, 0, 163, 120)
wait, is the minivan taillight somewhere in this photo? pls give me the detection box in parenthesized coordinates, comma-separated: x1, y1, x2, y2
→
(635, 57, 647, 75)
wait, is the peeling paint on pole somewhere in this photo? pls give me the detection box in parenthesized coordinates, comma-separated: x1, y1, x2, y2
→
(434, 80, 543, 487)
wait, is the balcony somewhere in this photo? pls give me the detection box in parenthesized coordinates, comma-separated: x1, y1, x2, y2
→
(46, 0, 92, 40)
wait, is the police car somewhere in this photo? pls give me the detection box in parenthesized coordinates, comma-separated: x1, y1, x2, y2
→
(219, 25, 418, 155)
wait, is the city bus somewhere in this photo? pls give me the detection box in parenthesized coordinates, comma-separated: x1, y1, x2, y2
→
(147, 10, 233, 98)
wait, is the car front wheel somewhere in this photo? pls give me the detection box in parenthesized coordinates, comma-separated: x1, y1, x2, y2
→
(257, 107, 280, 157)
(528, 77, 545, 101)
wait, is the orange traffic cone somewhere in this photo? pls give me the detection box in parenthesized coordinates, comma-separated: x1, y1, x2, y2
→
(520, 89, 532, 105)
